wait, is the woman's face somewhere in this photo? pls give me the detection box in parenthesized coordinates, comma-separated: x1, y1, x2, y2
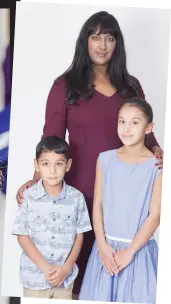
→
(88, 31, 116, 66)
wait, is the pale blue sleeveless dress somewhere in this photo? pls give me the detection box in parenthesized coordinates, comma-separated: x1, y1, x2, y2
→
(79, 149, 161, 303)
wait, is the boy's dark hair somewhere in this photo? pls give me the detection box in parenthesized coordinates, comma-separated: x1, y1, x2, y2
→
(121, 97, 153, 123)
(36, 136, 70, 161)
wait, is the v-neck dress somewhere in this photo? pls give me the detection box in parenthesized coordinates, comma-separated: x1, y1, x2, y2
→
(43, 78, 159, 294)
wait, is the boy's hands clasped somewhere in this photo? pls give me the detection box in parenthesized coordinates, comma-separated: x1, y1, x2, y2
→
(43, 263, 71, 287)
(98, 242, 134, 276)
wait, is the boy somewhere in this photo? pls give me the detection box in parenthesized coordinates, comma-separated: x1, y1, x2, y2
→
(12, 136, 92, 299)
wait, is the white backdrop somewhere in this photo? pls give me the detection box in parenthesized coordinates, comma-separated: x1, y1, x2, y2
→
(1, 2, 170, 297)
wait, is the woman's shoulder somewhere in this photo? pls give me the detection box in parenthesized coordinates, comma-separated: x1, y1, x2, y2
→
(129, 75, 145, 98)
(53, 76, 66, 89)
(48, 76, 66, 99)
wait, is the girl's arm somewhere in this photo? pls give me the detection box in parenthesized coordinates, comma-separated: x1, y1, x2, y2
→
(93, 158, 118, 275)
(128, 172, 162, 255)
(93, 158, 106, 248)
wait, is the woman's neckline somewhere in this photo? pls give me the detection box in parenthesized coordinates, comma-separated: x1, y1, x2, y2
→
(94, 88, 118, 98)
(115, 149, 155, 165)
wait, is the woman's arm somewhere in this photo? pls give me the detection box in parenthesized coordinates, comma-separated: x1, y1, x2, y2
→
(137, 79, 161, 151)
(43, 78, 67, 139)
(145, 133, 160, 151)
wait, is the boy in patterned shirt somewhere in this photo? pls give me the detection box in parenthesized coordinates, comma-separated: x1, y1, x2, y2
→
(12, 136, 92, 299)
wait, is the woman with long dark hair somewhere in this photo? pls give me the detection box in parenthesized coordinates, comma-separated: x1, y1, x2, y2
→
(16, 11, 163, 297)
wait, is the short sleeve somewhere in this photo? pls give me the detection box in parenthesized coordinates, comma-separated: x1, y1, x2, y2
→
(12, 191, 29, 236)
(76, 193, 92, 234)
(42, 78, 67, 139)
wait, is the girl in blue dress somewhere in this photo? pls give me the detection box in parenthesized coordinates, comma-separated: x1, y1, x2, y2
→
(79, 97, 162, 303)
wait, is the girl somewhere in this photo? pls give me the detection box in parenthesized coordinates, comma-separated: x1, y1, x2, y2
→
(79, 97, 162, 303)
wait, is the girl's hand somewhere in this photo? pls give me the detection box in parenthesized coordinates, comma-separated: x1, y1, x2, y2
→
(113, 248, 134, 271)
(16, 180, 37, 206)
(98, 242, 119, 276)
(153, 146, 164, 169)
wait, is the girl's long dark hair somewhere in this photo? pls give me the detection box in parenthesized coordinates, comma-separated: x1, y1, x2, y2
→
(58, 11, 141, 104)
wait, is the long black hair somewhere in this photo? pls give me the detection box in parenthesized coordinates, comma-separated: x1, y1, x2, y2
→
(58, 11, 141, 104)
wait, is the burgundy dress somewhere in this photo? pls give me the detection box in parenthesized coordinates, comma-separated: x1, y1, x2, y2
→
(43, 78, 159, 294)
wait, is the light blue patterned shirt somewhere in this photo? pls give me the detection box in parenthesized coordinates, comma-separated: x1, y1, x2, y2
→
(12, 179, 92, 290)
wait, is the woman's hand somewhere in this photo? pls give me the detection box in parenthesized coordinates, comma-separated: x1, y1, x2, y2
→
(98, 242, 119, 276)
(16, 180, 37, 206)
(152, 146, 164, 169)
(113, 248, 134, 272)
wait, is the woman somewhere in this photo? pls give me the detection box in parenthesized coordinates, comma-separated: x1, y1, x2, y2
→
(16, 11, 163, 297)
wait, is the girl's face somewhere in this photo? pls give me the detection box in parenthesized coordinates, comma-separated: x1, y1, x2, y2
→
(117, 105, 153, 146)
(88, 31, 116, 66)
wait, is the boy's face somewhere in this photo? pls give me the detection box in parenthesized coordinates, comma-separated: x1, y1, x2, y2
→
(34, 151, 72, 186)
(117, 105, 153, 147)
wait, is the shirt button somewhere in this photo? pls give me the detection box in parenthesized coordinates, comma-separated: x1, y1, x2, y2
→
(53, 218, 56, 221)
(51, 253, 54, 257)
(52, 236, 55, 239)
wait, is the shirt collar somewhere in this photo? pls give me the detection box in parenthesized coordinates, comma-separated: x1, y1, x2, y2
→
(36, 179, 67, 201)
